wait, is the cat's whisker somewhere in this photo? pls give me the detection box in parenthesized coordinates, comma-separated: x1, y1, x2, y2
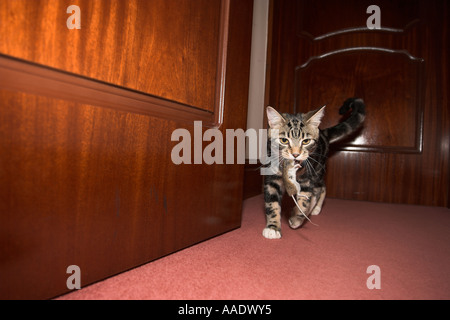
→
(254, 151, 285, 171)
(305, 159, 319, 177)
(306, 156, 326, 172)
(310, 151, 328, 159)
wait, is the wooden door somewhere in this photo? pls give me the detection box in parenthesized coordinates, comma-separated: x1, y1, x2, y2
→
(267, 0, 449, 206)
(0, 0, 253, 299)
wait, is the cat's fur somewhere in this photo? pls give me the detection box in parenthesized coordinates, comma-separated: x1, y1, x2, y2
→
(263, 98, 366, 239)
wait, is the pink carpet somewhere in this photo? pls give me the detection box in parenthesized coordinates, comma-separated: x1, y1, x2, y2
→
(57, 195, 450, 300)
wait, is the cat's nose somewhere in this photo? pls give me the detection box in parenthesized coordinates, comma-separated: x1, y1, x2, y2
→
(292, 153, 300, 159)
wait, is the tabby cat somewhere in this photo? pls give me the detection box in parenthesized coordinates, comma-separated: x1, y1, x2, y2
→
(263, 98, 366, 239)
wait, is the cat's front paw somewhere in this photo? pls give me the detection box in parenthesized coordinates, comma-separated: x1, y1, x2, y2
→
(262, 227, 281, 239)
(311, 206, 322, 216)
(288, 216, 304, 229)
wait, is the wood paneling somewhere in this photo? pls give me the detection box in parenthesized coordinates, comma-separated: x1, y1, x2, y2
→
(243, 163, 263, 199)
(0, 0, 253, 299)
(297, 0, 420, 40)
(0, 0, 228, 116)
(296, 48, 424, 153)
(0, 55, 217, 125)
(267, 0, 449, 206)
(0, 86, 233, 299)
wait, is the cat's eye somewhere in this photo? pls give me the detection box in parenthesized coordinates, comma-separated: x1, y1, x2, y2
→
(279, 138, 289, 145)
(302, 139, 311, 145)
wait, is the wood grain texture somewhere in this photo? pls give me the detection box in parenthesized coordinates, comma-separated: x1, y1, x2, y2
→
(0, 0, 253, 299)
(0, 0, 224, 113)
(267, 0, 449, 206)
(295, 48, 424, 153)
(297, 0, 420, 40)
(0, 88, 224, 298)
(0, 55, 217, 126)
(243, 162, 263, 199)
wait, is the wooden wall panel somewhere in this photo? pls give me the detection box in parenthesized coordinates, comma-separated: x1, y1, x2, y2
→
(0, 0, 225, 114)
(267, 0, 449, 206)
(0, 88, 228, 299)
(0, 0, 253, 299)
(297, 0, 420, 40)
(296, 48, 424, 153)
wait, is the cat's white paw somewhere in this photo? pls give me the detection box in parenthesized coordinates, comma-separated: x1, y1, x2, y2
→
(262, 228, 281, 239)
(311, 206, 322, 216)
(288, 216, 303, 229)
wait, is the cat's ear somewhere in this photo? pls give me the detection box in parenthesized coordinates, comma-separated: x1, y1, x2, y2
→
(266, 106, 285, 129)
(305, 105, 326, 127)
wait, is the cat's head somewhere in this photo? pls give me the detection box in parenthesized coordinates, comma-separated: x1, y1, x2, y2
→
(266, 106, 325, 165)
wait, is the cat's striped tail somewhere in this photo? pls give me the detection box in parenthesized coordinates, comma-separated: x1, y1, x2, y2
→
(323, 97, 366, 143)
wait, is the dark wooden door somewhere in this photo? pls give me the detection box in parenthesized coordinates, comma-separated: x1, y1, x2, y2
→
(267, 0, 449, 206)
(0, 0, 253, 299)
